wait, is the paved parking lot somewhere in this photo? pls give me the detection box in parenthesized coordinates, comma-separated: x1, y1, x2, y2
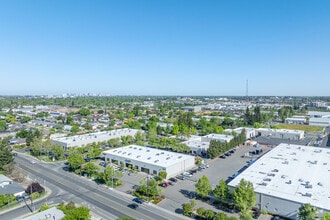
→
(115, 144, 272, 216)
(157, 144, 271, 213)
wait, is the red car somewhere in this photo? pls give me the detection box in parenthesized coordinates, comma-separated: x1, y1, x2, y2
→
(159, 182, 170, 187)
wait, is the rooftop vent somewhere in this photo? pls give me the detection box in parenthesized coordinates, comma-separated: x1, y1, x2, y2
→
(263, 178, 271, 182)
(271, 169, 279, 172)
(286, 180, 292, 184)
(154, 160, 159, 163)
(147, 157, 151, 160)
(137, 155, 141, 158)
(318, 182, 323, 186)
(267, 173, 275, 177)
(259, 182, 268, 186)
(304, 193, 312, 197)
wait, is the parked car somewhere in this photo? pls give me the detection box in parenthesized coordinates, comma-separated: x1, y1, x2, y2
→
(176, 175, 185, 180)
(159, 182, 170, 187)
(220, 155, 227, 159)
(128, 203, 138, 209)
(133, 197, 144, 204)
(182, 171, 192, 177)
(99, 161, 107, 167)
(169, 177, 178, 182)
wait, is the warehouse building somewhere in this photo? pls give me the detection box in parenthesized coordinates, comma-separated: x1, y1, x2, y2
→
(256, 128, 304, 140)
(228, 143, 330, 219)
(52, 128, 141, 149)
(308, 111, 330, 127)
(102, 145, 195, 178)
(225, 127, 256, 139)
(285, 116, 307, 125)
(183, 134, 234, 156)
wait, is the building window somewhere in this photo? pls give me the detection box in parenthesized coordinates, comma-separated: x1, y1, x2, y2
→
(153, 170, 157, 175)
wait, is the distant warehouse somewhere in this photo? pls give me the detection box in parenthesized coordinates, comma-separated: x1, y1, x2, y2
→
(52, 128, 141, 149)
(101, 145, 195, 178)
(256, 128, 304, 140)
(228, 143, 330, 219)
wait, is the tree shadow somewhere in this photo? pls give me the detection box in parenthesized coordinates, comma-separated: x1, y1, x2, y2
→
(179, 189, 200, 200)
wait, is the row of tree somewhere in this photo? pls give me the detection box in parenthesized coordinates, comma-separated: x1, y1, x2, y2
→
(207, 130, 246, 159)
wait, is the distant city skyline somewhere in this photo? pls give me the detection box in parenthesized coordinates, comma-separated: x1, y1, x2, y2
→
(1, 1, 330, 96)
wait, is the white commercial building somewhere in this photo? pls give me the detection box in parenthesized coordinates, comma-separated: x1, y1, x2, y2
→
(225, 127, 256, 139)
(285, 116, 307, 125)
(202, 134, 234, 143)
(52, 128, 141, 149)
(256, 128, 304, 140)
(308, 111, 330, 127)
(228, 144, 330, 219)
(102, 145, 195, 178)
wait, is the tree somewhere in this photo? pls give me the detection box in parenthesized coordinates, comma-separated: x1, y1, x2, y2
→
(0, 194, 16, 207)
(182, 199, 197, 216)
(83, 162, 99, 177)
(135, 178, 159, 199)
(172, 124, 179, 135)
(67, 154, 84, 172)
(233, 179, 256, 212)
(52, 144, 64, 160)
(26, 182, 45, 194)
(102, 165, 123, 187)
(0, 137, 14, 172)
(323, 213, 330, 220)
(158, 171, 167, 180)
(195, 175, 212, 198)
(213, 179, 231, 202)
(298, 203, 318, 220)
(0, 120, 7, 131)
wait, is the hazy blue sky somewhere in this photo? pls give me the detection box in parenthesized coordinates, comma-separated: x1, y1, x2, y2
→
(0, 0, 329, 96)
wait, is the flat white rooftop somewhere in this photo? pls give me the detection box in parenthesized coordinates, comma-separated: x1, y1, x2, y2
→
(103, 145, 194, 168)
(204, 134, 234, 141)
(52, 128, 140, 145)
(228, 143, 330, 211)
(256, 128, 304, 135)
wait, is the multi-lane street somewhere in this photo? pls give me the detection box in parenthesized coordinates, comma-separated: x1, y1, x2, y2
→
(1, 153, 187, 220)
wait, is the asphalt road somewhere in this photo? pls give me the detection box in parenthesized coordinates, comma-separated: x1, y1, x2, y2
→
(2, 154, 187, 220)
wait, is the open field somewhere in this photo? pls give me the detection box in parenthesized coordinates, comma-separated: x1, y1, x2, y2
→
(274, 123, 324, 133)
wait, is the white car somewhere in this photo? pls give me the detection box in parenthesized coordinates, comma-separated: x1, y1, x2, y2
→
(30, 160, 36, 164)
(182, 172, 192, 177)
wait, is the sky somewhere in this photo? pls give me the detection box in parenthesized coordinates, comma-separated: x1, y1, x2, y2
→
(0, 0, 330, 96)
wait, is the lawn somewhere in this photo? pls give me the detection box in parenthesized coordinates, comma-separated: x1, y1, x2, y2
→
(273, 123, 324, 133)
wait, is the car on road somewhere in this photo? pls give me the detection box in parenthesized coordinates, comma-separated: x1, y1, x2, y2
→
(128, 203, 138, 209)
(30, 160, 36, 164)
(133, 197, 144, 204)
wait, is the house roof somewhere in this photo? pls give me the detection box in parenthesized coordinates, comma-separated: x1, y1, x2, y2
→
(0, 182, 25, 195)
(0, 174, 12, 184)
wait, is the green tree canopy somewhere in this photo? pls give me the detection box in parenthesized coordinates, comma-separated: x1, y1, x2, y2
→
(195, 175, 212, 198)
(67, 154, 85, 171)
(298, 203, 318, 220)
(213, 179, 231, 202)
(233, 179, 256, 212)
